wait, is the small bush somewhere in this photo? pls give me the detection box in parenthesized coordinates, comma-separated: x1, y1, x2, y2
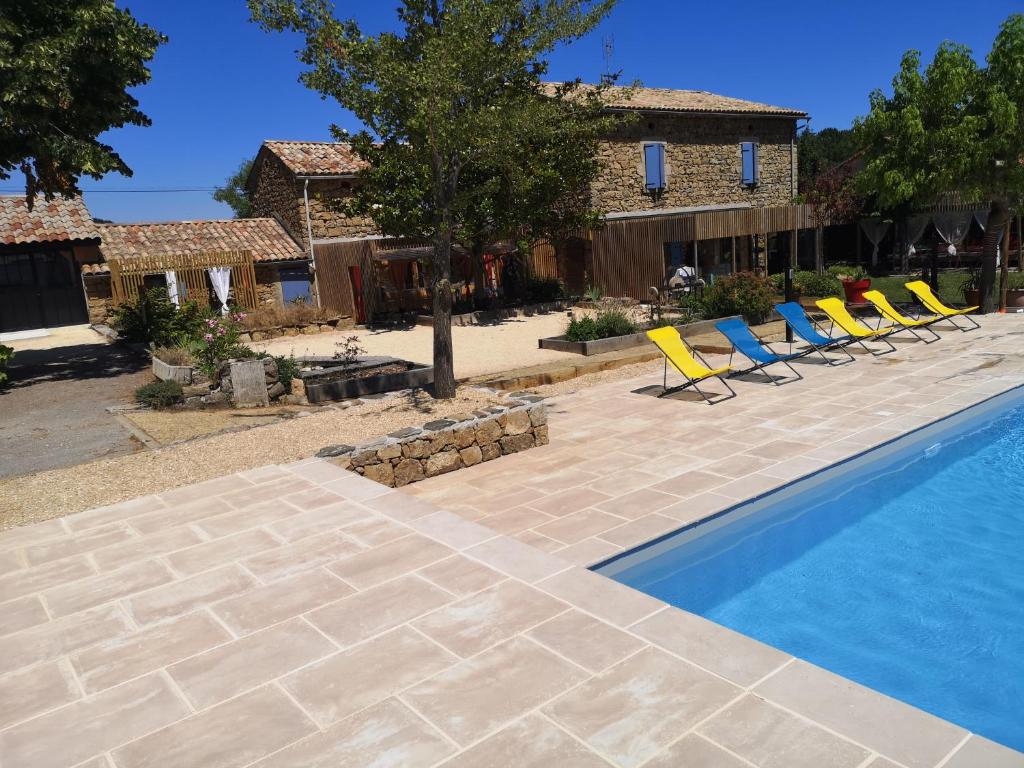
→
(274, 355, 300, 394)
(135, 379, 183, 409)
(0, 344, 13, 385)
(564, 308, 638, 342)
(565, 315, 599, 341)
(676, 293, 705, 323)
(112, 289, 212, 346)
(582, 285, 603, 302)
(769, 271, 842, 298)
(701, 272, 774, 324)
(524, 277, 565, 303)
(826, 263, 868, 282)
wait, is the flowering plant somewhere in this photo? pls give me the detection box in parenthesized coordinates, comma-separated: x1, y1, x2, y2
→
(192, 311, 251, 376)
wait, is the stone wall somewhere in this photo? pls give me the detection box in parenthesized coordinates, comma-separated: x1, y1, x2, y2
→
(306, 179, 377, 241)
(83, 274, 113, 325)
(592, 114, 797, 214)
(254, 263, 282, 305)
(338, 396, 548, 488)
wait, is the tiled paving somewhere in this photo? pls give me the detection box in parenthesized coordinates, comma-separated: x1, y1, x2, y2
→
(0, 316, 1023, 767)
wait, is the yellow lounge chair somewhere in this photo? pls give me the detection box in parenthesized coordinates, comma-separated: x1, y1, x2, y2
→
(815, 297, 897, 355)
(646, 326, 736, 403)
(905, 280, 981, 331)
(863, 289, 942, 344)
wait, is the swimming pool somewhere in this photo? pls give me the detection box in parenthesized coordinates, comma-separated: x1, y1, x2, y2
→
(597, 388, 1024, 750)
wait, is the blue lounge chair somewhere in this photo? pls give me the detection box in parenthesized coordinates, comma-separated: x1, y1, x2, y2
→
(773, 302, 856, 366)
(714, 317, 802, 386)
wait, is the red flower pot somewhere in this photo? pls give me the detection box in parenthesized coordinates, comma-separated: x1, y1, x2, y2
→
(842, 278, 871, 304)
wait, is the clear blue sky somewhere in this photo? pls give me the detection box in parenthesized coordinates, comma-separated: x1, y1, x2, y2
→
(59, 0, 1021, 222)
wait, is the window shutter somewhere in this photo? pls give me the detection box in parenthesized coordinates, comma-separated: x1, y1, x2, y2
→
(644, 143, 665, 190)
(741, 141, 758, 186)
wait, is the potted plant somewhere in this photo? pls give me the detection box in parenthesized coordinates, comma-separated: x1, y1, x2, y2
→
(828, 264, 871, 304)
(962, 271, 982, 307)
(1005, 273, 1024, 308)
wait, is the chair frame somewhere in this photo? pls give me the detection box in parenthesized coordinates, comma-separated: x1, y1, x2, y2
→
(774, 304, 857, 367)
(657, 341, 737, 404)
(816, 303, 898, 356)
(864, 296, 943, 344)
(905, 285, 981, 332)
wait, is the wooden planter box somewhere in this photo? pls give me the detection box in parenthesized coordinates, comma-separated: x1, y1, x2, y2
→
(538, 315, 740, 356)
(152, 356, 193, 385)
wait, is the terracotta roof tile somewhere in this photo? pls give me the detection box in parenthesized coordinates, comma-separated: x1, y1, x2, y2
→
(262, 141, 368, 176)
(544, 82, 807, 118)
(0, 195, 99, 246)
(86, 218, 304, 273)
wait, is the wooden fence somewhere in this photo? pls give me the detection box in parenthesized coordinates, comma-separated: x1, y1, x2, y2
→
(108, 250, 258, 309)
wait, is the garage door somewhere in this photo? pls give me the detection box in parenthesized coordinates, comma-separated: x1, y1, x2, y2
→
(0, 250, 89, 332)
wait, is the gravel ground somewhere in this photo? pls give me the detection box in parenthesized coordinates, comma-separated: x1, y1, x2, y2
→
(0, 388, 503, 530)
(123, 408, 301, 445)
(252, 311, 581, 379)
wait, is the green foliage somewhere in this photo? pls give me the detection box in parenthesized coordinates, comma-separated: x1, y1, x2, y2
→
(524, 277, 564, 303)
(826, 263, 869, 282)
(134, 379, 183, 409)
(212, 158, 254, 218)
(797, 127, 859, 194)
(112, 289, 211, 346)
(769, 271, 843, 297)
(151, 346, 193, 366)
(193, 313, 253, 377)
(1006, 272, 1024, 290)
(564, 308, 637, 341)
(676, 293, 705, 324)
(583, 285, 603, 302)
(0, 0, 165, 201)
(247, 0, 621, 397)
(0, 344, 13, 385)
(700, 272, 774, 324)
(273, 355, 300, 393)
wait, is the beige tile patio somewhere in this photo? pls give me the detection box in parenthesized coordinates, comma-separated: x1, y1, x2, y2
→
(554, 536, 623, 565)
(244, 530, 364, 582)
(305, 573, 452, 647)
(538, 567, 663, 627)
(63, 495, 165, 533)
(527, 609, 646, 673)
(0, 660, 80, 730)
(91, 526, 204, 572)
(44, 559, 174, 617)
(0, 555, 95, 603)
(168, 618, 336, 709)
(166, 529, 281, 576)
(544, 646, 740, 768)
(530, 487, 614, 517)
(130, 496, 233, 535)
(417, 553, 506, 596)
(403, 636, 588, 745)
(253, 698, 455, 768)
(598, 514, 681, 548)
(441, 714, 613, 767)
(595, 487, 685, 520)
(283, 626, 457, 727)
(20, 523, 133, 566)
(127, 564, 257, 625)
(212, 568, 354, 635)
(266, 501, 370, 542)
(755, 660, 966, 768)
(0, 674, 190, 768)
(650, 469, 731, 498)
(699, 693, 870, 768)
(340, 515, 411, 546)
(631, 608, 790, 687)
(413, 579, 567, 657)
(942, 735, 1024, 768)
(464, 535, 570, 582)
(477, 505, 557, 535)
(111, 684, 315, 768)
(535, 508, 627, 544)
(642, 733, 751, 768)
(405, 510, 498, 549)
(72, 610, 232, 693)
(0, 594, 49, 636)
(193, 499, 306, 539)
(327, 533, 453, 588)
(0, 604, 132, 676)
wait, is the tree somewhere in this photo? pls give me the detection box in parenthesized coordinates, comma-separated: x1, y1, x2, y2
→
(855, 15, 1024, 312)
(249, 0, 616, 398)
(796, 127, 859, 195)
(0, 0, 165, 205)
(213, 159, 255, 218)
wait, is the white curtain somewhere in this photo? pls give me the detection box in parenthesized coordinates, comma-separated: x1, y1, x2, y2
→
(903, 214, 931, 270)
(974, 209, 989, 232)
(932, 211, 972, 258)
(208, 267, 231, 315)
(165, 271, 180, 307)
(859, 217, 891, 267)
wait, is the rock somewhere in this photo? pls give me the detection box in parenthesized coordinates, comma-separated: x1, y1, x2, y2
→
(350, 449, 380, 467)
(393, 459, 425, 487)
(377, 443, 402, 461)
(528, 405, 547, 427)
(459, 445, 483, 467)
(239, 332, 252, 343)
(423, 418, 456, 431)
(449, 413, 475, 423)
(251, 331, 265, 342)
(503, 409, 532, 436)
(267, 382, 286, 400)
(389, 426, 422, 439)
(182, 385, 210, 398)
(284, 327, 300, 337)
(428, 430, 454, 453)
(475, 419, 503, 445)
(317, 444, 354, 458)
(453, 425, 476, 449)
(202, 391, 230, 405)
(302, 325, 320, 335)
(362, 462, 395, 486)
(425, 450, 463, 477)
(500, 433, 535, 454)
(534, 424, 549, 446)
(402, 439, 432, 459)
(480, 443, 501, 462)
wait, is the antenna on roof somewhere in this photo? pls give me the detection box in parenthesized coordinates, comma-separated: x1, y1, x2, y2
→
(601, 35, 615, 85)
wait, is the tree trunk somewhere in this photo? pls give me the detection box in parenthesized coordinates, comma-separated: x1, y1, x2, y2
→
(980, 198, 1010, 314)
(432, 227, 456, 398)
(814, 226, 824, 274)
(999, 220, 1011, 311)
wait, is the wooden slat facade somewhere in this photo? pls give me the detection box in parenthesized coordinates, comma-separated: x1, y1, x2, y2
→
(312, 240, 379, 320)
(108, 249, 258, 309)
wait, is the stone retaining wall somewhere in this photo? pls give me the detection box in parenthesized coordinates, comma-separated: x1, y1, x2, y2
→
(337, 396, 548, 488)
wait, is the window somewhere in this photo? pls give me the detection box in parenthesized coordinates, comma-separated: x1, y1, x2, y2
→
(280, 266, 312, 303)
(643, 143, 666, 191)
(741, 141, 759, 186)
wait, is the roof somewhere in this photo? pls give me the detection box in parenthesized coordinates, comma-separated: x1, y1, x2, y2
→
(543, 82, 807, 118)
(261, 140, 368, 176)
(0, 195, 100, 246)
(84, 218, 304, 274)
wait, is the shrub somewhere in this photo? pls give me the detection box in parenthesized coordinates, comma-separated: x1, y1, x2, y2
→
(135, 379, 183, 409)
(701, 272, 774, 324)
(273, 355, 300, 393)
(0, 344, 13, 385)
(564, 309, 638, 342)
(769, 271, 842, 298)
(582, 285, 603, 302)
(240, 300, 332, 330)
(676, 293, 705, 323)
(826, 263, 868, 282)
(193, 312, 254, 377)
(524, 277, 564, 303)
(151, 346, 194, 366)
(565, 315, 599, 341)
(112, 289, 211, 346)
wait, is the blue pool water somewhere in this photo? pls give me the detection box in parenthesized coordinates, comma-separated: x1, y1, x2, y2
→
(600, 392, 1024, 750)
